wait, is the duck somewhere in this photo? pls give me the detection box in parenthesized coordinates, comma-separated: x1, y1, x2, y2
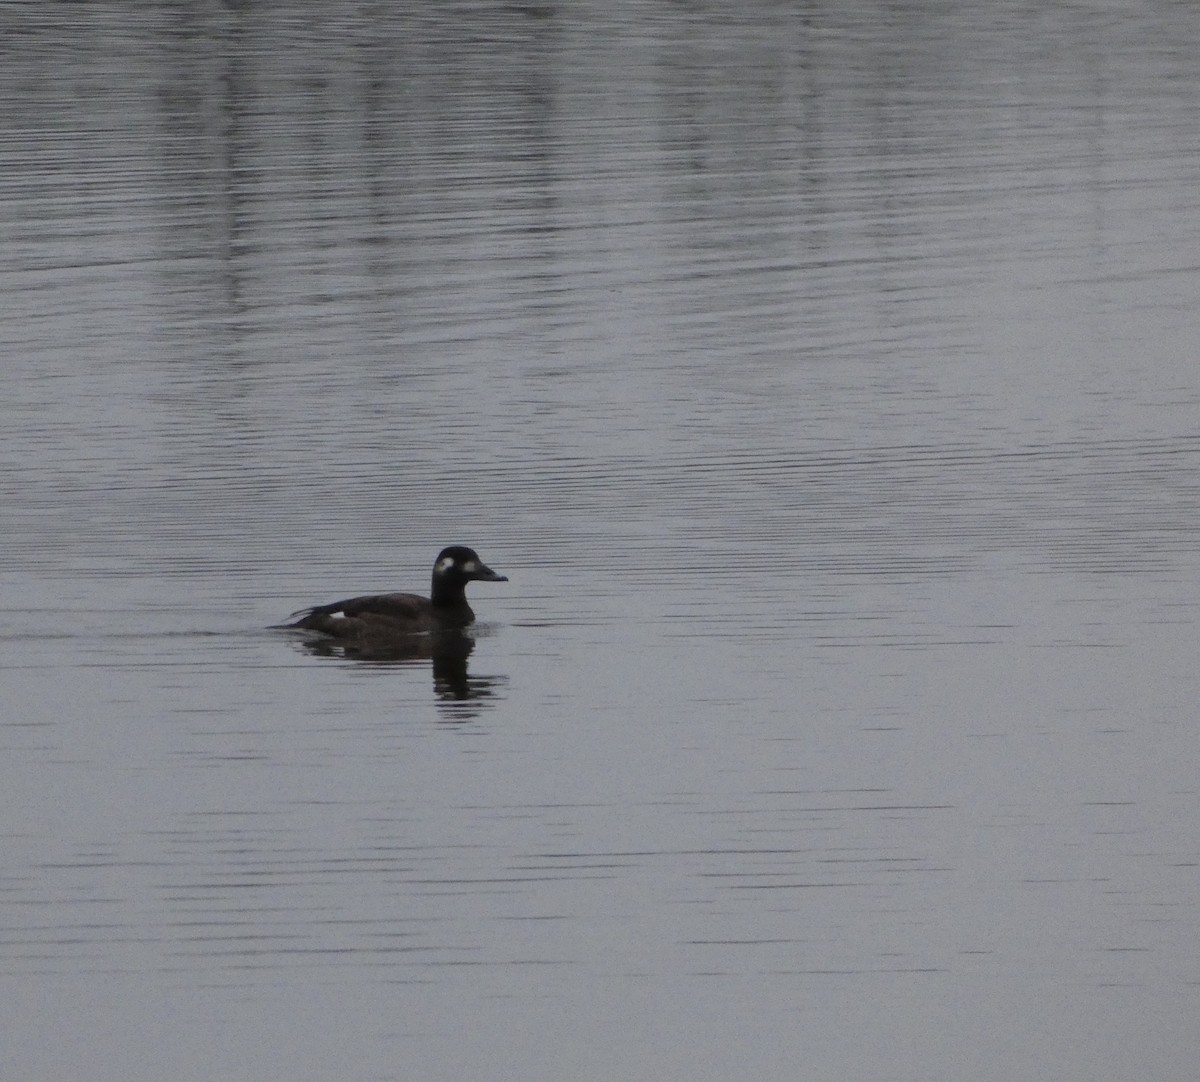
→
(284, 545, 507, 640)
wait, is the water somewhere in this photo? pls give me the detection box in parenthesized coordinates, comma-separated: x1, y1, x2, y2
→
(3, 4, 1200, 1080)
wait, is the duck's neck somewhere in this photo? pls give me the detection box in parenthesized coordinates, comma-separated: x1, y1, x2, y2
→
(430, 575, 468, 610)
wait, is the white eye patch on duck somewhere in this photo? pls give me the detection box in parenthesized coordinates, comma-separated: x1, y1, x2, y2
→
(435, 556, 482, 576)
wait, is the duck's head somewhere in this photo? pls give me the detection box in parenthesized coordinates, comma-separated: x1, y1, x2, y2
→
(433, 545, 508, 585)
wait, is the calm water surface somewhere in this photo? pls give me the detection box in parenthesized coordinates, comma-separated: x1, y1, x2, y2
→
(3, 4, 1200, 1081)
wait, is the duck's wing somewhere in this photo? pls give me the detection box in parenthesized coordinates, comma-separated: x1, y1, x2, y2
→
(286, 592, 432, 634)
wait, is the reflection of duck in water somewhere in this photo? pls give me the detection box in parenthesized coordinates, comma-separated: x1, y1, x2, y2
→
(280, 546, 508, 699)
(297, 626, 498, 701)
(284, 546, 507, 638)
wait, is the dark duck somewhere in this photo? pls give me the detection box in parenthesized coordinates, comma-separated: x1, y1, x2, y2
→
(285, 545, 507, 641)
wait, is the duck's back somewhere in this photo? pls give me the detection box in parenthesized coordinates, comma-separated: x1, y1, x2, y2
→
(289, 591, 443, 637)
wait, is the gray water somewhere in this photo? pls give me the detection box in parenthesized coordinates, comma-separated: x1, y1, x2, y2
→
(3, 4, 1200, 1080)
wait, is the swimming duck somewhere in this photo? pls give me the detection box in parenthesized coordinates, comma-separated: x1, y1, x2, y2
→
(285, 545, 507, 639)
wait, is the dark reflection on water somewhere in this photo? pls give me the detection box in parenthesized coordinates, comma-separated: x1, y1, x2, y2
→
(4, 3, 1200, 1081)
(286, 627, 507, 708)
